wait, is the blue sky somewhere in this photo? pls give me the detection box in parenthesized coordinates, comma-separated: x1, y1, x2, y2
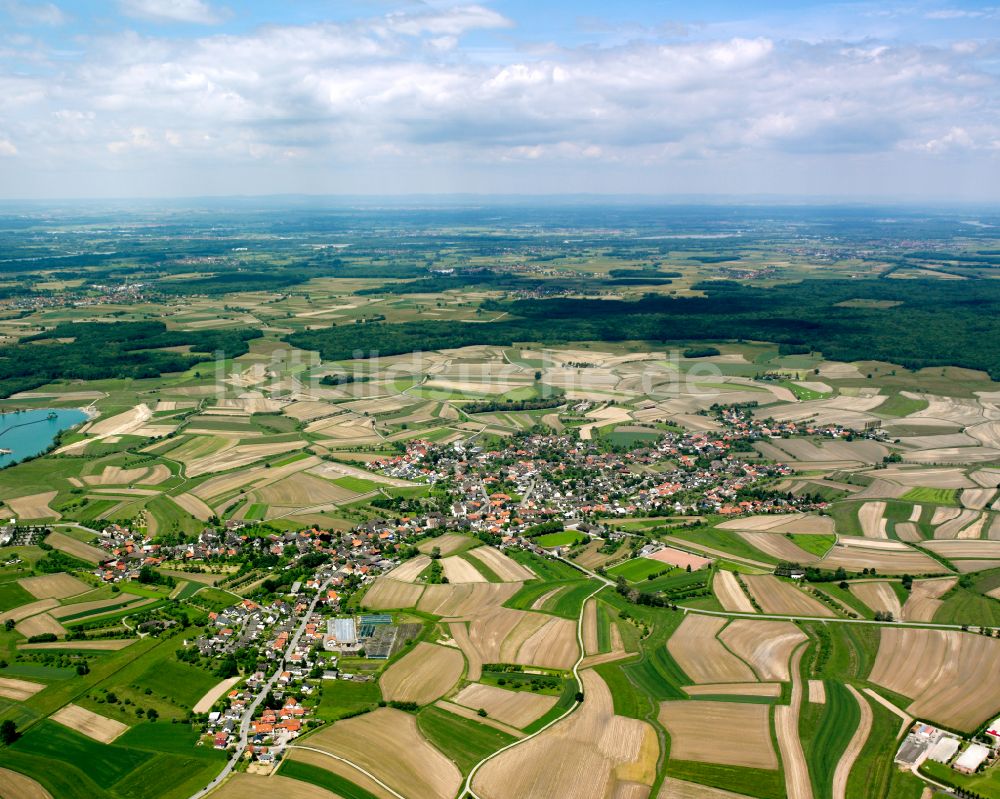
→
(0, 0, 997, 199)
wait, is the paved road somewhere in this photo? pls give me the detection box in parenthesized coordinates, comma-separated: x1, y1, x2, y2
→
(189, 576, 332, 799)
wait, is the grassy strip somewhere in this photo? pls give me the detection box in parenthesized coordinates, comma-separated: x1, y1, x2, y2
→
(666, 761, 786, 799)
(457, 551, 502, 583)
(416, 706, 518, 773)
(802, 681, 861, 799)
(278, 759, 379, 799)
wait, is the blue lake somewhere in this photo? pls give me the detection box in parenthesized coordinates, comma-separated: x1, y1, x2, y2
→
(0, 408, 88, 468)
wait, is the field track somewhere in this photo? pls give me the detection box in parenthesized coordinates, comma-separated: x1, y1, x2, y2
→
(774, 645, 812, 799)
(831, 686, 873, 799)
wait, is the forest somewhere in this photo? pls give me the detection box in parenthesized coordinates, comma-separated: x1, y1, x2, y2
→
(0, 322, 261, 397)
(287, 278, 1000, 379)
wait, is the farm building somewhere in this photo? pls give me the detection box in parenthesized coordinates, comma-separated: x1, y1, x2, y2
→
(987, 717, 1000, 744)
(324, 617, 360, 653)
(954, 744, 990, 774)
(926, 736, 960, 764)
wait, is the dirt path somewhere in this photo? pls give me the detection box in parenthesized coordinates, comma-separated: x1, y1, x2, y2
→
(862, 687, 913, 737)
(832, 686, 873, 799)
(775, 644, 813, 799)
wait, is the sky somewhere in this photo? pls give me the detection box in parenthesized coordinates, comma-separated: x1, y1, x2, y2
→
(0, 0, 998, 200)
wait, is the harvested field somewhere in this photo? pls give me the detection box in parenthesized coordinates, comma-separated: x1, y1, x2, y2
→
(256, 473, 359, 506)
(453, 682, 557, 728)
(970, 468, 1000, 488)
(0, 676, 44, 700)
(43, 531, 106, 564)
(165, 492, 213, 521)
(193, 676, 241, 714)
(660, 700, 776, 769)
(288, 708, 461, 799)
(2, 598, 58, 623)
(380, 642, 464, 706)
(683, 683, 781, 699)
(952, 559, 1000, 572)
(18, 572, 90, 599)
(851, 581, 903, 619)
(894, 522, 921, 542)
(434, 700, 525, 738)
(713, 571, 755, 613)
(448, 622, 482, 681)
(7, 491, 59, 520)
(86, 404, 151, 437)
(961, 488, 996, 510)
(667, 615, 756, 684)
(385, 555, 431, 583)
(875, 466, 974, 488)
(441, 555, 488, 584)
(212, 774, 339, 799)
(50, 594, 135, 619)
(923, 540, 1000, 559)
(417, 534, 477, 556)
(869, 628, 1000, 730)
(465, 546, 535, 581)
(832, 686, 873, 799)
(934, 508, 978, 539)
(191, 456, 320, 500)
(474, 670, 657, 799)
(186, 441, 305, 477)
(742, 575, 834, 617)
(717, 619, 807, 681)
(0, 768, 52, 799)
(656, 777, 754, 799)
(807, 680, 826, 704)
(646, 547, 712, 570)
(737, 531, 819, 562)
(775, 645, 812, 799)
(858, 501, 887, 538)
(817, 541, 941, 574)
(16, 613, 67, 639)
(514, 615, 578, 670)
(417, 582, 520, 617)
(51, 703, 128, 743)
(18, 639, 136, 650)
(361, 578, 425, 610)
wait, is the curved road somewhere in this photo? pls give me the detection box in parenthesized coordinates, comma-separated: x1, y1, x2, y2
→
(461, 577, 607, 799)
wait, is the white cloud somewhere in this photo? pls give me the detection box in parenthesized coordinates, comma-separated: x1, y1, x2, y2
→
(0, 138, 17, 156)
(119, 0, 223, 25)
(0, 4, 997, 197)
(1, 0, 67, 26)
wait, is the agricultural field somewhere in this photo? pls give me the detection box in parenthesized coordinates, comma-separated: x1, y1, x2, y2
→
(1, 206, 1000, 799)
